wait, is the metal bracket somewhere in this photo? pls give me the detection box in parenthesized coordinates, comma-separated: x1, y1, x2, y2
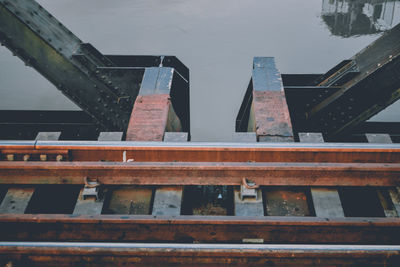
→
(82, 177, 100, 200)
(240, 178, 259, 201)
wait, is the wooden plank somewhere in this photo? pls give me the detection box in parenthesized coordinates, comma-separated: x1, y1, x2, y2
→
(73, 188, 104, 215)
(152, 186, 183, 216)
(299, 132, 344, 218)
(233, 187, 263, 216)
(35, 132, 61, 141)
(0, 188, 34, 214)
(98, 132, 123, 141)
(367, 133, 398, 217)
(366, 133, 393, 144)
(163, 132, 188, 142)
(298, 132, 324, 143)
(103, 186, 153, 215)
(310, 188, 344, 217)
(264, 188, 310, 216)
(377, 190, 398, 217)
(152, 132, 186, 216)
(232, 132, 257, 142)
(389, 188, 400, 217)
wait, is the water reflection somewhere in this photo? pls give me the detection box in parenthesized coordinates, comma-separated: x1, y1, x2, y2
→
(0, 0, 399, 141)
(322, 0, 400, 37)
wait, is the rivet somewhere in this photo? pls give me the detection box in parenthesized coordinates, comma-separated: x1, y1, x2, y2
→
(6, 154, 14, 161)
(23, 154, 30, 161)
(40, 154, 47, 161)
(56, 155, 63, 162)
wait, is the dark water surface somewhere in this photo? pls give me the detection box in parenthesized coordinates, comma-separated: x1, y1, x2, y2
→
(1, 0, 399, 141)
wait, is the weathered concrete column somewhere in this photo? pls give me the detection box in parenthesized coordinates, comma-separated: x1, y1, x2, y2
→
(237, 57, 294, 142)
(126, 68, 183, 141)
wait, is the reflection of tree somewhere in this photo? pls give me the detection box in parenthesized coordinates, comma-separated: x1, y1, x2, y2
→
(322, 0, 400, 37)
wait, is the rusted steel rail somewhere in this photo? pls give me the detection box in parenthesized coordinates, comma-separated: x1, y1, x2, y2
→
(0, 215, 400, 244)
(1, 141, 399, 162)
(1, 243, 399, 266)
(0, 161, 398, 186)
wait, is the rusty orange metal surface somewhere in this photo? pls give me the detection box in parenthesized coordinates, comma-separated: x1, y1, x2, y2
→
(1, 144, 399, 163)
(0, 161, 398, 186)
(253, 91, 294, 142)
(0, 214, 399, 244)
(1, 243, 399, 266)
(126, 94, 171, 141)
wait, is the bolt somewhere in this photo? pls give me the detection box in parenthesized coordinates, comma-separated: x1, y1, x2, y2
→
(56, 155, 63, 162)
(23, 154, 30, 161)
(6, 154, 14, 161)
(40, 154, 47, 161)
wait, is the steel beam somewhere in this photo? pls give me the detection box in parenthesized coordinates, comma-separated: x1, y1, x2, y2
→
(0, 161, 398, 186)
(305, 23, 400, 138)
(0, 214, 399, 244)
(1, 141, 399, 163)
(0, 0, 189, 132)
(0, 243, 399, 266)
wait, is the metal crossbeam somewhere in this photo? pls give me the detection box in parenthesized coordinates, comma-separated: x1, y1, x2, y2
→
(304, 23, 400, 138)
(0, 0, 189, 132)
